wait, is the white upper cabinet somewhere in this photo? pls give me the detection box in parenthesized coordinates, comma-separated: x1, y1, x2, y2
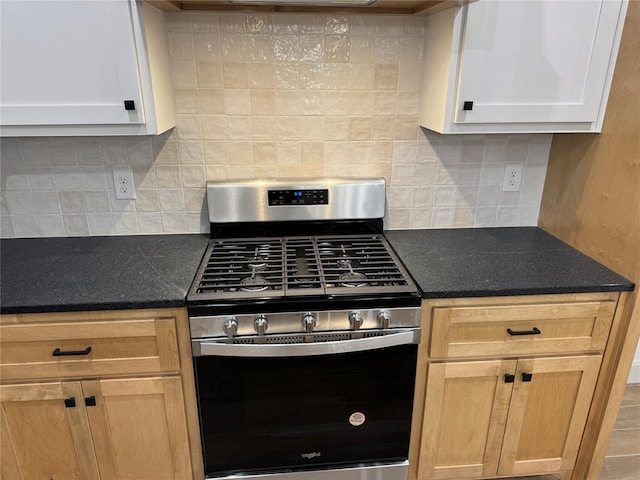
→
(0, 1, 176, 136)
(419, 0, 628, 134)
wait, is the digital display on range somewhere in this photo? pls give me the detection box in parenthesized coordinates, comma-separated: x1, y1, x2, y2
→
(268, 189, 329, 206)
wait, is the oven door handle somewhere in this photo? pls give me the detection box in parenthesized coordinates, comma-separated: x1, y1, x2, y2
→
(192, 329, 420, 357)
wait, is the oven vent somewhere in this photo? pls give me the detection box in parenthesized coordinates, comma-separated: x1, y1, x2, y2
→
(266, 335, 306, 344)
(313, 333, 349, 342)
(228, 335, 306, 344)
(227, 330, 387, 345)
(363, 331, 385, 338)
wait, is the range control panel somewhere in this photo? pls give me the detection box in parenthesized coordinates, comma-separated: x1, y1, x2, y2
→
(268, 189, 329, 206)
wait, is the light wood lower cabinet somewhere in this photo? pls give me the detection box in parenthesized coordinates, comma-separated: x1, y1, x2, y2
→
(420, 360, 516, 479)
(412, 293, 622, 480)
(498, 356, 601, 477)
(0, 308, 201, 480)
(0, 317, 181, 382)
(1, 377, 191, 480)
(419, 356, 601, 480)
(0, 382, 100, 480)
(87, 377, 192, 480)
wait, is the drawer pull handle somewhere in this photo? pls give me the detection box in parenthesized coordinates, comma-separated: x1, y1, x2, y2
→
(522, 372, 533, 382)
(52, 346, 92, 357)
(84, 396, 97, 407)
(64, 397, 76, 408)
(507, 327, 541, 336)
(504, 374, 515, 383)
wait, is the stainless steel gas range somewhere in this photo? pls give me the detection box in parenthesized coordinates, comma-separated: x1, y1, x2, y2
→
(187, 178, 421, 480)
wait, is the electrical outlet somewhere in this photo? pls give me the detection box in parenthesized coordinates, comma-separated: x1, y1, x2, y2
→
(112, 169, 136, 200)
(502, 164, 523, 192)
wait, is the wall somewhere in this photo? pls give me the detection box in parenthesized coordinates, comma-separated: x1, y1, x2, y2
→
(0, 12, 551, 238)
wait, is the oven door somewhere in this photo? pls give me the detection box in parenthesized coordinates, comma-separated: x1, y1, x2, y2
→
(192, 330, 419, 479)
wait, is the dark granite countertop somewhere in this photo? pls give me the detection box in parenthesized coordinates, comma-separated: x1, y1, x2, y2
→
(1, 228, 633, 315)
(0, 234, 210, 314)
(385, 227, 634, 298)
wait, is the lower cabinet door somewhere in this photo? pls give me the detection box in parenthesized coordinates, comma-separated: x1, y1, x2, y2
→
(0, 382, 100, 480)
(418, 359, 517, 479)
(82, 376, 192, 480)
(498, 355, 602, 477)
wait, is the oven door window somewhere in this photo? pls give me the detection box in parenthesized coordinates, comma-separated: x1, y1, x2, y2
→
(194, 344, 418, 477)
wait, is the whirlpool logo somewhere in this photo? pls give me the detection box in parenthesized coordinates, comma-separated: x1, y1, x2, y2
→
(301, 452, 321, 460)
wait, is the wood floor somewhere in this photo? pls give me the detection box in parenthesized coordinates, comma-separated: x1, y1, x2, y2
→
(599, 383, 640, 480)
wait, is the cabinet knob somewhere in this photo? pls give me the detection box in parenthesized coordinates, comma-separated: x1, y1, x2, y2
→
(463, 101, 474, 111)
(504, 374, 515, 384)
(84, 396, 97, 407)
(64, 397, 76, 408)
(522, 372, 533, 382)
(124, 100, 136, 111)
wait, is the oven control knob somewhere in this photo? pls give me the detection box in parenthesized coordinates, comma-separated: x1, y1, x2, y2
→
(301, 313, 316, 333)
(349, 311, 364, 330)
(377, 311, 391, 329)
(254, 315, 268, 336)
(223, 317, 238, 338)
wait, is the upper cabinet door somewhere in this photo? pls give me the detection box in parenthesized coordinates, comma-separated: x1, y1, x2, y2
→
(455, 0, 624, 125)
(0, 1, 144, 126)
(419, 0, 628, 134)
(0, 1, 176, 136)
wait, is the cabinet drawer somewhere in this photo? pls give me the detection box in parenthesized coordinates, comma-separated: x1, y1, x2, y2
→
(430, 301, 616, 359)
(0, 317, 180, 381)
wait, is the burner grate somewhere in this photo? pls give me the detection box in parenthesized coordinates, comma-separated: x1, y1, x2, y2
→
(195, 238, 284, 296)
(316, 235, 411, 292)
(189, 234, 416, 300)
(284, 237, 324, 295)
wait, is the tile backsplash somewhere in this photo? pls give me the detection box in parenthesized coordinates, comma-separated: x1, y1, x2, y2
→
(0, 12, 551, 238)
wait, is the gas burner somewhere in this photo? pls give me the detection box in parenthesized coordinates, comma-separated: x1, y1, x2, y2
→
(248, 256, 268, 269)
(240, 275, 270, 292)
(292, 276, 320, 288)
(337, 258, 352, 269)
(317, 243, 334, 256)
(338, 272, 367, 288)
(247, 246, 270, 269)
